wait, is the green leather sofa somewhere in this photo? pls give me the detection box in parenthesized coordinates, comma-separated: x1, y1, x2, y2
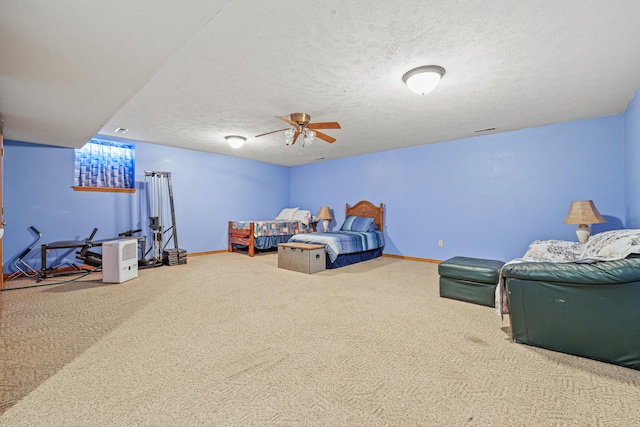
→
(502, 258, 640, 370)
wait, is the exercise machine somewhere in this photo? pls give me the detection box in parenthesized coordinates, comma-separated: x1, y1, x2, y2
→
(38, 228, 97, 279)
(74, 228, 102, 267)
(9, 226, 91, 280)
(8, 226, 43, 280)
(145, 171, 179, 264)
(78, 228, 155, 269)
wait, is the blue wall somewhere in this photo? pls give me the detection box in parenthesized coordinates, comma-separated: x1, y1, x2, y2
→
(4, 96, 638, 273)
(625, 88, 640, 228)
(3, 139, 290, 272)
(291, 115, 625, 261)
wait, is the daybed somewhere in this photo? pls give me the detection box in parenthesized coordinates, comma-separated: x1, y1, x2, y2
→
(501, 229, 640, 370)
(287, 200, 384, 269)
(228, 208, 314, 257)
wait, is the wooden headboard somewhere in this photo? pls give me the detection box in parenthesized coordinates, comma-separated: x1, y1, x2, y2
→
(346, 200, 384, 232)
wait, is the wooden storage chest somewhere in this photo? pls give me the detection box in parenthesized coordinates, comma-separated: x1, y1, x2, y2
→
(278, 242, 326, 274)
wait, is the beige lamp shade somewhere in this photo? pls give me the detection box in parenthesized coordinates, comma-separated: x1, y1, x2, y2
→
(317, 206, 332, 220)
(317, 206, 332, 232)
(563, 200, 606, 225)
(563, 200, 606, 242)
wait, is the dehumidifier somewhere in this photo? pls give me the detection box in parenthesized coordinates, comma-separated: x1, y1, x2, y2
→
(102, 239, 138, 283)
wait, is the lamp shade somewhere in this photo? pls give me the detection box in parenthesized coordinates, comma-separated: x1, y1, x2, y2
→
(563, 200, 606, 243)
(563, 200, 606, 225)
(317, 206, 332, 220)
(402, 65, 445, 95)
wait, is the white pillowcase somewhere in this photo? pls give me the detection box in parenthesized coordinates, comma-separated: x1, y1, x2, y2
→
(275, 207, 299, 221)
(580, 229, 640, 261)
(291, 209, 311, 226)
(522, 240, 585, 262)
(521, 230, 640, 263)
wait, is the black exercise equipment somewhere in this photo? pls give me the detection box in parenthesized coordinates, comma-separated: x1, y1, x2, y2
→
(75, 228, 157, 270)
(74, 228, 101, 267)
(8, 226, 43, 280)
(38, 228, 97, 279)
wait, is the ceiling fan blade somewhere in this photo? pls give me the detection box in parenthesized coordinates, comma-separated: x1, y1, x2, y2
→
(308, 122, 341, 130)
(255, 128, 288, 138)
(290, 131, 301, 145)
(277, 115, 298, 127)
(314, 131, 336, 143)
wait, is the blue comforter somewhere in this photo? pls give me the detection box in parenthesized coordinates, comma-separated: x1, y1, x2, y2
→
(288, 231, 385, 262)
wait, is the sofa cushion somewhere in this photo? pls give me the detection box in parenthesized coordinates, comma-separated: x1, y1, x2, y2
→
(501, 257, 640, 285)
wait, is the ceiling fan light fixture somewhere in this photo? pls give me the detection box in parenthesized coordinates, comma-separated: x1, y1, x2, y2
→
(225, 135, 246, 149)
(255, 113, 340, 145)
(402, 65, 445, 95)
(304, 129, 316, 145)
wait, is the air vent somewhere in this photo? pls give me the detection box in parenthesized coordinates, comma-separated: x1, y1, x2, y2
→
(474, 127, 496, 133)
(114, 127, 129, 134)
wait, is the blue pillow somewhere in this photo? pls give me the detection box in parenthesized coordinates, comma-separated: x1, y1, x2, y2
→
(340, 216, 374, 232)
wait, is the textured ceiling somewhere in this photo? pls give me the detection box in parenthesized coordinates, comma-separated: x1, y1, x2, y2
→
(2, 1, 640, 166)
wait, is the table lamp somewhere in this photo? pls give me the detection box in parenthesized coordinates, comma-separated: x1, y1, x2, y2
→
(317, 206, 332, 232)
(563, 200, 606, 243)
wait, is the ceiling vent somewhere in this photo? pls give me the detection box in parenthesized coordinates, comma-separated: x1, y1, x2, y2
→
(114, 127, 129, 134)
(474, 127, 496, 134)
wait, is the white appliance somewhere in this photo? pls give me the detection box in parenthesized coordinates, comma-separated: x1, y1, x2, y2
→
(102, 239, 138, 283)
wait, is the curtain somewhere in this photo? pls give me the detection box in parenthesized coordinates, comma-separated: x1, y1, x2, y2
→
(74, 139, 135, 188)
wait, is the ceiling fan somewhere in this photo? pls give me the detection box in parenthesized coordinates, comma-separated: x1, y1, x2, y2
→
(255, 113, 341, 146)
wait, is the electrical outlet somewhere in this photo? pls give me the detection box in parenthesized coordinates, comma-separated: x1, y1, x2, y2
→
(438, 240, 443, 247)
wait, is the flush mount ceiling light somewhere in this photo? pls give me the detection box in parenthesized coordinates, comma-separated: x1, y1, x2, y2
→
(402, 65, 446, 95)
(225, 135, 246, 149)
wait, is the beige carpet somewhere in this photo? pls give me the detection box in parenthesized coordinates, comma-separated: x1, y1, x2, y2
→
(1, 253, 639, 426)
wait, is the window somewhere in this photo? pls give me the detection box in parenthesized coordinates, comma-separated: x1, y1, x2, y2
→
(73, 138, 135, 193)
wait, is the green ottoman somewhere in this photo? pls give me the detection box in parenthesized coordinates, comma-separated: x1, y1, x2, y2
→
(438, 256, 505, 307)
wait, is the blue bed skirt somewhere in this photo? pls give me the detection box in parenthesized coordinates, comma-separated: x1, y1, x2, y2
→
(326, 248, 383, 269)
(233, 235, 293, 252)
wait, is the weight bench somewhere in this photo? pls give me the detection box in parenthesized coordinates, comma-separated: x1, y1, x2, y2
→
(39, 228, 98, 279)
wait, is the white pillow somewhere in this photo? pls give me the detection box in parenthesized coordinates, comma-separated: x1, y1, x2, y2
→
(522, 240, 585, 262)
(275, 207, 299, 221)
(580, 229, 640, 261)
(291, 209, 311, 226)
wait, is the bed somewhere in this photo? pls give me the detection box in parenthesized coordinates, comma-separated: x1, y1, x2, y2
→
(287, 200, 385, 269)
(228, 208, 315, 257)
